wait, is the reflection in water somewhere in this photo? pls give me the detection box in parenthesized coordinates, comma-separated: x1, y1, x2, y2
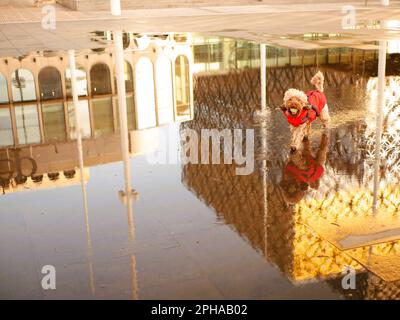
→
(182, 38, 400, 298)
(0, 33, 400, 299)
(15, 104, 41, 145)
(42, 103, 67, 142)
(0, 108, 13, 147)
(175, 55, 191, 119)
(136, 57, 156, 129)
(279, 134, 329, 205)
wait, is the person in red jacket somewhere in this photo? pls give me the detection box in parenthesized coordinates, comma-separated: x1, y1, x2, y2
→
(279, 133, 329, 205)
(281, 71, 331, 152)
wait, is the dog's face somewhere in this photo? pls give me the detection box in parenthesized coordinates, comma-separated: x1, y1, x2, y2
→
(285, 97, 304, 118)
(279, 174, 308, 205)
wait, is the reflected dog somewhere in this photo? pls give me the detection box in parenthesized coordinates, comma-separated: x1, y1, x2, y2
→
(279, 133, 329, 205)
(281, 71, 330, 152)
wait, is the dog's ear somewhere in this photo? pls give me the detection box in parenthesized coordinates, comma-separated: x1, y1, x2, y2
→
(280, 104, 287, 112)
(303, 104, 311, 110)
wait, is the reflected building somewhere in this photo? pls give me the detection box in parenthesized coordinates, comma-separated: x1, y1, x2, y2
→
(181, 46, 400, 298)
(0, 32, 194, 193)
(2, 34, 400, 298)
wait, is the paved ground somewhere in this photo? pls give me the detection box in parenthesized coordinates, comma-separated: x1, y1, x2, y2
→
(0, 1, 399, 56)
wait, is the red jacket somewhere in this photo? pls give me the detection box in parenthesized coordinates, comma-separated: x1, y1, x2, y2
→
(284, 90, 327, 127)
(285, 157, 324, 184)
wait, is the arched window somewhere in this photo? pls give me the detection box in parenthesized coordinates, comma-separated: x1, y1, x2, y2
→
(65, 66, 88, 98)
(113, 60, 134, 93)
(156, 55, 174, 125)
(15, 104, 41, 145)
(12, 69, 36, 102)
(124, 61, 134, 93)
(135, 57, 156, 129)
(0, 72, 12, 146)
(39, 67, 63, 100)
(38, 67, 66, 142)
(90, 63, 113, 136)
(90, 63, 112, 95)
(65, 67, 91, 139)
(0, 72, 9, 103)
(0, 108, 13, 146)
(174, 55, 191, 118)
(114, 61, 135, 130)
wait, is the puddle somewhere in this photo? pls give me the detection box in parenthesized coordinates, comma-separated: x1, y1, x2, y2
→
(1, 31, 400, 299)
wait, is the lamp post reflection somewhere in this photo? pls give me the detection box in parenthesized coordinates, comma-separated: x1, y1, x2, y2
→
(68, 49, 96, 296)
(373, 40, 387, 213)
(114, 30, 138, 239)
(260, 43, 268, 258)
(114, 27, 139, 300)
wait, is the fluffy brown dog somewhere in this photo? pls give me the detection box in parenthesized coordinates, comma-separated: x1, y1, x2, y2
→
(281, 71, 330, 152)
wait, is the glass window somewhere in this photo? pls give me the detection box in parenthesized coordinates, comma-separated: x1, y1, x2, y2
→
(0, 108, 13, 146)
(277, 48, 290, 67)
(135, 57, 156, 129)
(12, 69, 36, 102)
(115, 96, 135, 131)
(15, 105, 40, 145)
(114, 61, 134, 93)
(174, 55, 191, 118)
(194, 43, 223, 64)
(92, 97, 114, 137)
(156, 55, 174, 124)
(68, 100, 91, 139)
(42, 103, 66, 142)
(0, 73, 9, 103)
(39, 67, 63, 101)
(65, 67, 88, 98)
(90, 64, 112, 95)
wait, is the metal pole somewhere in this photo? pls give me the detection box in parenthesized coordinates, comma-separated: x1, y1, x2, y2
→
(114, 30, 139, 299)
(68, 49, 91, 247)
(260, 43, 268, 258)
(68, 49, 95, 295)
(260, 44, 267, 113)
(373, 40, 387, 213)
(114, 30, 132, 197)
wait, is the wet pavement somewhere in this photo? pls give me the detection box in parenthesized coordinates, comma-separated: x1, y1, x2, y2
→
(1, 32, 400, 299)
